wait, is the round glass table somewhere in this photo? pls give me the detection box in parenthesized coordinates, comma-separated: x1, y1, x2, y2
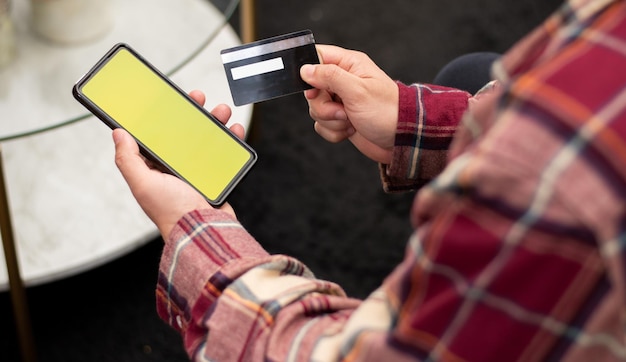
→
(0, 0, 251, 290)
(0, 1, 254, 359)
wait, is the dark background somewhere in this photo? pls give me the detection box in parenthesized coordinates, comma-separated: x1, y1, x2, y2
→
(1, 0, 562, 360)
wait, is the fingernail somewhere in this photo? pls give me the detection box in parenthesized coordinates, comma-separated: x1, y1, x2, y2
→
(301, 64, 314, 79)
(335, 110, 347, 120)
(112, 129, 121, 145)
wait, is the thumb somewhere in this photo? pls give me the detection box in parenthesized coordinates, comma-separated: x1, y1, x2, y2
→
(112, 128, 150, 185)
(112, 128, 138, 160)
(301, 63, 357, 98)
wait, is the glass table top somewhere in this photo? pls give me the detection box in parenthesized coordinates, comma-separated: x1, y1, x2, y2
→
(0, 0, 241, 141)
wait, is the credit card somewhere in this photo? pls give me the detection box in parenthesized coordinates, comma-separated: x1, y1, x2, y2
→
(220, 29, 320, 106)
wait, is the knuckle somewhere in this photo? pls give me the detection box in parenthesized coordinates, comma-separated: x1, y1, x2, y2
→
(315, 122, 345, 144)
(114, 152, 126, 169)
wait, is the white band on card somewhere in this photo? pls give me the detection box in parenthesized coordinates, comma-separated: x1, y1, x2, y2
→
(230, 57, 285, 80)
(221, 33, 315, 64)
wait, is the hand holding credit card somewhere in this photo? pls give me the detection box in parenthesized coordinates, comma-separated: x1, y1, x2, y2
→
(220, 30, 320, 106)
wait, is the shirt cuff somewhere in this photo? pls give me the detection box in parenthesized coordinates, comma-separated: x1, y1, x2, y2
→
(380, 81, 470, 193)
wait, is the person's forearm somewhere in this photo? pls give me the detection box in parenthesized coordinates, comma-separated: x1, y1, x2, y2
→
(381, 82, 471, 192)
(156, 209, 361, 360)
(156, 209, 271, 337)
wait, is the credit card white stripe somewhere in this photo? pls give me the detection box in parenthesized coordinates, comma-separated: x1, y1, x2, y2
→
(221, 33, 314, 64)
(231, 57, 285, 80)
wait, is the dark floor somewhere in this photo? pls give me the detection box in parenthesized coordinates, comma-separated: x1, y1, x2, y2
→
(1, 0, 563, 361)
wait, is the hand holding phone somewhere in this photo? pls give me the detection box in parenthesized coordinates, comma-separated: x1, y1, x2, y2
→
(73, 43, 257, 206)
(112, 125, 237, 237)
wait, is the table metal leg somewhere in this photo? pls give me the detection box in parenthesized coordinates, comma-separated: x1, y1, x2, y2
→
(240, 0, 256, 43)
(0, 146, 37, 362)
(238, 0, 261, 142)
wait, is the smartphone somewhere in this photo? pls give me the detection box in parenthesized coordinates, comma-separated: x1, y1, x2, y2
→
(73, 43, 257, 206)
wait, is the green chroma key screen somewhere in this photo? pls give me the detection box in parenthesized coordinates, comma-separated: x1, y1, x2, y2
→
(77, 45, 256, 205)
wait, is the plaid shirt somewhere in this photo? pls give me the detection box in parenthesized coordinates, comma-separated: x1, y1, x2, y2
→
(157, 0, 626, 360)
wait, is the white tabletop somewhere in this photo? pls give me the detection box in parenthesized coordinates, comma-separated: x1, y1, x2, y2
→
(0, 0, 251, 289)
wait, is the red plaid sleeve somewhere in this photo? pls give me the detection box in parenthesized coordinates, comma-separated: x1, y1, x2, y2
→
(381, 82, 471, 192)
